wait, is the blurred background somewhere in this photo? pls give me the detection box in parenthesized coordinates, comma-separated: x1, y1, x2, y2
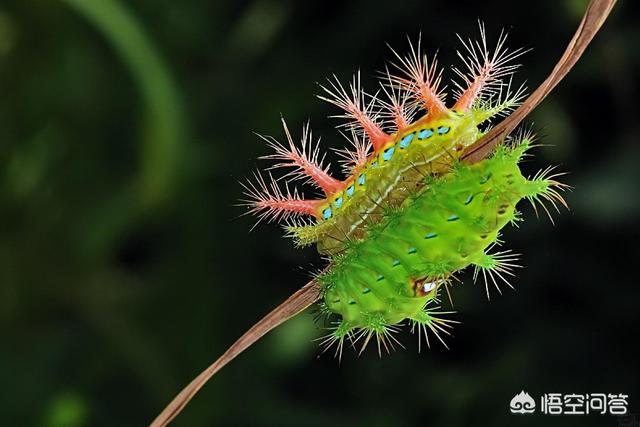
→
(0, 0, 638, 426)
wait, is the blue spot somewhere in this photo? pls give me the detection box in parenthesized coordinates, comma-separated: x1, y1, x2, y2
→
(424, 232, 438, 239)
(370, 160, 378, 168)
(408, 247, 417, 254)
(418, 129, 434, 139)
(376, 274, 384, 281)
(358, 174, 366, 186)
(447, 214, 459, 221)
(399, 133, 414, 149)
(348, 300, 356, 305)
(322, 207, 332, 220)
(346, 185, 355, 197)
(382, 146, 396, 161)
(362, 288, 371, 294)
(334, 196, 343, 209)
(392, 259, 401, 267)
(437, 126, 450, 135)
(464, 194, 474, 205)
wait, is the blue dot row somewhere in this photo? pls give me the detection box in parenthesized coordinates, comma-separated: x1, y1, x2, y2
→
(320, 125, 451, 221)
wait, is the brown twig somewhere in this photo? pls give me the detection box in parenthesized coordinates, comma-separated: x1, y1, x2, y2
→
(150, 1, 616, 425)
(461, 0, 617, 163)
(150, 280, 321, 427)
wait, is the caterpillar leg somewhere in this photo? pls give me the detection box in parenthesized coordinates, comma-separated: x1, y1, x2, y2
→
(318, 72, 391, 151)
(352, 313, 404, 357)
(453, 23, 527, 113)
(240, 171, 321, 226)
(472, 249, 521, 299)
(319, 315, 407, 359)
(388, 35, 448, 120)
(524, 167, 570, 224)
(258, 119, 343, 195)
(409, 305, 458, 352)
(317, 321, 356, 362)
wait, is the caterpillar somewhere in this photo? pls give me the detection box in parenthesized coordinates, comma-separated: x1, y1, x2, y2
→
(242, 26, 567, 356)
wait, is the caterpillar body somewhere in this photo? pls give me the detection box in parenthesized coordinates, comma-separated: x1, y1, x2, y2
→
(317, 140, 564, 354)
(242, 27, 567, 355)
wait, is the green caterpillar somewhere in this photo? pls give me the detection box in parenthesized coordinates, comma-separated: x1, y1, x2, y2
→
(317, 138, 565, 355)
(243, 27, 567, 356)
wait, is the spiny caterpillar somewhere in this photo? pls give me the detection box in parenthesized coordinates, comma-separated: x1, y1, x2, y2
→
(242, 26, 567, 356)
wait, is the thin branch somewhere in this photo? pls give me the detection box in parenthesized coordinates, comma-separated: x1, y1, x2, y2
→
(461, 0, 617, 164)
(149, 280, 321, 427)
(150, 1, 616, 425)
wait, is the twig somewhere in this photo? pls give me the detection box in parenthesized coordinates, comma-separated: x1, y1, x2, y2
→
(150, 1, 616, 425)
(150, 280, 320, 427)
(461, 0, 617, 163)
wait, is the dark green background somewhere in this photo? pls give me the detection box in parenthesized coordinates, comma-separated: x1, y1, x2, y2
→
(1, 1, 638, 426)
